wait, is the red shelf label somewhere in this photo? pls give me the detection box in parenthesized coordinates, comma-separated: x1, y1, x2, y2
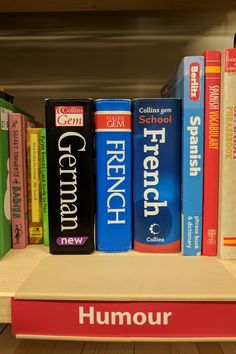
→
(12, 299, 236, 339)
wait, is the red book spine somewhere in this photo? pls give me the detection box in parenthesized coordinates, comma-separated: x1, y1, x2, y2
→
(9, 113, 28, 248)
(202, 50, 221, 256)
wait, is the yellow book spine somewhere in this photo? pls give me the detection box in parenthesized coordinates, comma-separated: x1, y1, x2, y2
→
(27, 128, 42, 244)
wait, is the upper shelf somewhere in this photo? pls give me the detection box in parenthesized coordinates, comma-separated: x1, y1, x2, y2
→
(1, 0, 236, 12)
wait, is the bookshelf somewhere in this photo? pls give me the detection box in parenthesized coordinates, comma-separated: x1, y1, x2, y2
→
(1, 2, 236, 347)
(1, 325, 236, 354)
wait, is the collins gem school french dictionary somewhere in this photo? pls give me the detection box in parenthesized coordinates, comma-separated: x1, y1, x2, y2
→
(133, 98, 181, 253)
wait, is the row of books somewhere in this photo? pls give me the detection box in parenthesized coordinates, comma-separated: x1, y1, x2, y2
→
(46, 95, 203, 256)
(10, 124, 48, 249)
(0, 90, 48, 258)
(162, 51, 218, 257)
(1, 47, 235, 259)
(161, 48, 235, 259)
(45, 48, 236, 258)
(46, 98, 180, 255)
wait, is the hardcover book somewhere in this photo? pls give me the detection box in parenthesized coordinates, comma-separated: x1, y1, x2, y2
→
(9, 113, 29, 248)
(40, 128, 49, 246)
(218, 48, 236, 259)
(161, 56, 204, 256)
(27, 128, 43, 244)
(202, 50, 221, 256)
(45, 99, 95, 254)
(133, 98, 181, 253)
(95, 99, 132, 252)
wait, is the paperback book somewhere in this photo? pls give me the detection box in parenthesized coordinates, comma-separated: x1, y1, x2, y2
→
(27, 128, 43, 244)
(161, 56, 204, 256)
(0, 98, 14, 258)
(202, 50, 221, 256)
(218, 48, 236, 259)
(0, 99, 35, 257)
(9, 113, 29, 249)
(40, 128, 49, 246)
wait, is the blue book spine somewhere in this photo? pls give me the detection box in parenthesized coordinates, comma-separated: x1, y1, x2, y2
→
(95, 99, 132, 252)
(133, 98, 181, 253)
(162, 56, 204, 255)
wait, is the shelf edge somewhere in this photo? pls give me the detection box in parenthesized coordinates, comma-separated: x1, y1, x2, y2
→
(15, 334, 236, 342)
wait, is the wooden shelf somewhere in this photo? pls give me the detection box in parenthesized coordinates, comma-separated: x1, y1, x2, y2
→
(2, 325, 236, 354)
(0, 0, 236, 13)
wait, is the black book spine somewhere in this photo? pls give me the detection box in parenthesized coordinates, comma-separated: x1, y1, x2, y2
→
(45, 99, 95, 254)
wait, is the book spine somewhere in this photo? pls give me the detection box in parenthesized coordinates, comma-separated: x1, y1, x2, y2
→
(27, 128, 43, 244)
(202, 51, 221, 256)
(95, 99, 132, 252)
(161, 57, 204, 255)
(40, 128, 49, 246)
(0, 101, 13, 257)
(133, 99, 181, 252)
(9, 114, 28, 248)
(182, 57, 204, 256)
(218, 48, 236, 259)
(23, 118, 30, 241)
(45, 99, 95, 254)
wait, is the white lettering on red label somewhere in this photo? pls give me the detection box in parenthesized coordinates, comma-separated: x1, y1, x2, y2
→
(78, 306, 172, 326)
(189, 63, 200, 101)
(55, 106, 84, 127)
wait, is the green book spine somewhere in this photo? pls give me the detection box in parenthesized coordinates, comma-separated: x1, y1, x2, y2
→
(40, 128, 49, 246)
(0, 98, 14, 258)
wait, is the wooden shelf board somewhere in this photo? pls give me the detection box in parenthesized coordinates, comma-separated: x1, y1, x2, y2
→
(0, 0, 236, 12)
(14, 334, 236, 342)
(2, 326, 236, 353)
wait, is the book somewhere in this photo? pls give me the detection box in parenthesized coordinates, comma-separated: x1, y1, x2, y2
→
(95, 99, 132, 252)
(133, 98, 181, 252)
(40, 128, 49, 246)
(0, 98, 14, 258)
(218, 48, 236, 259)
(161, 56, 204, 256)
(45, 99, 95, 254)
(0, 98, 34, 257)
(27, 128, 43, 244)
(9, 113, 29, 249)
(202, 50, 221, 256)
